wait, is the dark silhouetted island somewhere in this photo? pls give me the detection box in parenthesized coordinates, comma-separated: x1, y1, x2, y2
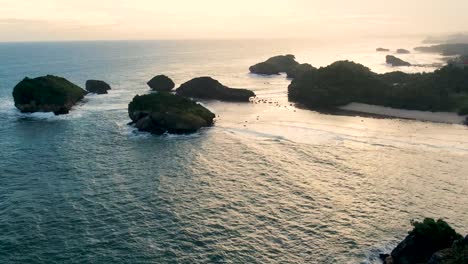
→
(288, 60, 468, 115)
(86, 80, 111, 94)
(386, 55, 412, 66)
(380, 218, 467, 264)
(377, 48, 390, 52)
(249, 54, 300, 75)
(397, 48, 411, 54)
(415, 43, 468, 56)
(13, 75, 87, 115)
(176, 77, 255, 102)
(147, 75, 175, 92)
(128, 92, 215, 135)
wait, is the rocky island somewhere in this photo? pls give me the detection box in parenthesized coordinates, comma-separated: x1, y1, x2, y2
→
(397, 48, 411, 54)
(380, 218, 467, 264)
(249, 54, 300, 75)
(147, 75, 175, 92)
(86, 80, 111, 94)
(128, 92, 215, 135)
(176, 77, 255, 102)
(13, 75, 87, 115)
(288, 60, 468, 116)
(386, 55, 412, 66)
(377, 48, 391, 52)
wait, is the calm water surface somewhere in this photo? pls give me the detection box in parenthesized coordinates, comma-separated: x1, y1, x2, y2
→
(0, 39, 467, 263)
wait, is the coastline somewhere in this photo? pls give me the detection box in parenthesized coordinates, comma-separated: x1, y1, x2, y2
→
(338, 102, 467, 124)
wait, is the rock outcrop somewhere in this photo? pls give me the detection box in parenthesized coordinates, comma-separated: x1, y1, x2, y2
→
(386, 55, 412, 67)
(86, 80, 111, 94)
(377, 48, 390, 52)
(249, 54, 300, 75)
(13, 75, 87, 115)
(128, 92, 215, 135)
(286, 63, 316, 79)
(176, 77, 255, 102)
(428, 236, 468, 264)
(147, 75, 175, 92)
(397, 49, 411, 54)
(381, 218, 465, 264)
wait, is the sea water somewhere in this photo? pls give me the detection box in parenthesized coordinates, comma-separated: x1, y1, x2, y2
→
(0, 38, 467, 263)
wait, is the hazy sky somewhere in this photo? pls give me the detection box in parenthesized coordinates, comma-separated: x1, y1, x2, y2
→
(0, 0, 467, 41)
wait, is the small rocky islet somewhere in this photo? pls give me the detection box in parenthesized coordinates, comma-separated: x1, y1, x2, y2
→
(377, 47, 391, 52)
(249, 54, 300, 75)
(380, 218, 468, 264)
(12, 75, 87, 115)
(86, 80, 111, 94)
(397, 48, 411, 54)
(147, 75, 175, 92)
(128, 92, 215, 135)
(176, 77, 255, 102)
(249, 54, 316, 79)
(386, 55, 412, 67)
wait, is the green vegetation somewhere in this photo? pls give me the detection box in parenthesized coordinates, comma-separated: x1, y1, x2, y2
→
(288, 61, 468, 114)
(409, 218, 462, 254)
(128, 92, 215, 134)
(13, 75, 87, 114)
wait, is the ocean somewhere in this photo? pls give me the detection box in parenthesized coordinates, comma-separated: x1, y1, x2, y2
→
(0, 38, 467, 263)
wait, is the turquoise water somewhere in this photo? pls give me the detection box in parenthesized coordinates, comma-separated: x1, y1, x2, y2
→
(0, 39, 467, 263)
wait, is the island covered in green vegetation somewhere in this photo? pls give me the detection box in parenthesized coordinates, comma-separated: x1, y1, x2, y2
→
(13, 75, 87, 115)
(287, 60, 468, 117)
(128, 92, 215, 135)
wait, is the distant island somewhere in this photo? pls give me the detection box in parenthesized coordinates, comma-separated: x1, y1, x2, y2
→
(386, 55, 411, 67)
(415, 43, 468, 56)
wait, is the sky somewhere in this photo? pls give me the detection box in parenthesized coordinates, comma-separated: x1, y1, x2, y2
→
(0, 0, 467, 41)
